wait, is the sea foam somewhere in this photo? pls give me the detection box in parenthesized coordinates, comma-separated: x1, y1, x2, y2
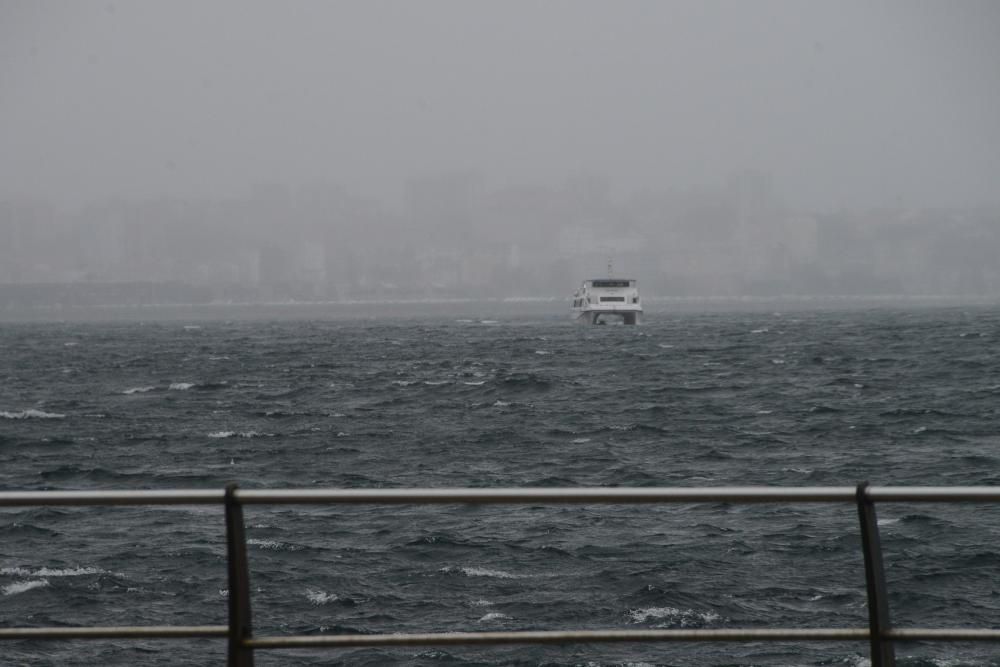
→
(306, 589, 339, 605)
(0, 409, 65, 419)
(2, 579, 49, 596)
(1, 566, 110, 577)
(441, 566, 528, 579)
(478, 612, 513, 622)
(627, 606, 721, 627)
(247, 538, 298, 551)
(208, 431, 268, 439)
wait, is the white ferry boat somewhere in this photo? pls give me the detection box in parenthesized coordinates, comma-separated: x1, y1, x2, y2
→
(571, 278, 642, 325)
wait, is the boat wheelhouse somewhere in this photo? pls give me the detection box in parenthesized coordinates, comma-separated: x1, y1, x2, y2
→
(571, 278, 642, 325)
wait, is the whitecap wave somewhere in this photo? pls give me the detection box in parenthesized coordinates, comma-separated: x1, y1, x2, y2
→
(208, 431, 267, 439)
(123, 386, 156, 394)
(0, 409, 65, 420)
(306, 589, 339, 605)
(478, 612, 512, 622)
(441, 566, 528, 579)
(626, 606, 721, 627)
(1, 566, 109, 577)
(247, 539, 284, 550)
(462, 380, 486, 386)
(169, 382, 195, 391)
(247, 538, 297, 551)
(3, 579, 49, 596)
(841, 657, 871, 667)
(571, 438, 592, 444)
(38, 566, 106, 576)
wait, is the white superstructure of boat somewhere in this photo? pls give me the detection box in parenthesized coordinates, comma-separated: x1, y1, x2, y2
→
(571, 278, 642, 325)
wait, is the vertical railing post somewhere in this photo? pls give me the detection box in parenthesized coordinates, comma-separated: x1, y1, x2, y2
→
(225, 483, 255, 666)
(856, 481, 895, 667)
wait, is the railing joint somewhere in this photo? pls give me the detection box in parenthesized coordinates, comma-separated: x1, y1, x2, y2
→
(857, 481, 895, 667)
(225, 483, 255, 666)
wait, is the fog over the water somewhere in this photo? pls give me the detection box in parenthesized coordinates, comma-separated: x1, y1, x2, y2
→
(1, 1, 999, 307)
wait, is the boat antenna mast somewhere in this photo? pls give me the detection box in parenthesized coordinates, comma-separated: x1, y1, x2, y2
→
(607, 256, 614, 278)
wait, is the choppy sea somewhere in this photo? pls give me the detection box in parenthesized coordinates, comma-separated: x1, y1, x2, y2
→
(3, 305, 1000, 666)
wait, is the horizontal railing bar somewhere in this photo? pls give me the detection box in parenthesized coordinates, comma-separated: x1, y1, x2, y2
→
(6, 626, 1000, 645)
(887, 628, 1000, 641)
(236, 487, 858, 504)
(5, 486, 1000, 508)
(0, 625, 229, 640)
(866, 487, 1000, 502)
(246, 628, 871, 648)
(0, 489, 225, 506)
(237, 486, 1000, 504)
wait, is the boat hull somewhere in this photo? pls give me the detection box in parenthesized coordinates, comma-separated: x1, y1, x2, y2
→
(572, 308, 642, 325)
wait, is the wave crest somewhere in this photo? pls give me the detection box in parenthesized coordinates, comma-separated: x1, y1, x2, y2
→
(627, 606, 721, 627)
(1, 409, 65, 420)
(208, 431, 269, 439)
(439, 566, 528, 579)
(3, 579, 50, 596)
(306, 589, 340, 605)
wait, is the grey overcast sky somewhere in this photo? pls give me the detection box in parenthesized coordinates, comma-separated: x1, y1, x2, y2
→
(2, 0, 998, 210)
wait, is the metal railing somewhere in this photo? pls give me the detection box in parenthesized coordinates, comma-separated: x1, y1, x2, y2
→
(4, 483, 1000, 666)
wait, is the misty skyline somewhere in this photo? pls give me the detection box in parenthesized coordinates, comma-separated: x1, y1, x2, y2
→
(4, 172, 1000, 309)
(3, 0, 999, 211)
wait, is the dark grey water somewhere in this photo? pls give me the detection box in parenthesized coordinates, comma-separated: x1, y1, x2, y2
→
(3, 307, 1000, 666)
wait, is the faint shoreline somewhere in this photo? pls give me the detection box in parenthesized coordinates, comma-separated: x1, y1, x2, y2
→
(1, 293, 998, 323)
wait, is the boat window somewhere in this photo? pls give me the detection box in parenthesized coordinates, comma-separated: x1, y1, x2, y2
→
(591, 279, 631, 288)
(600, 296, 625, 302)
